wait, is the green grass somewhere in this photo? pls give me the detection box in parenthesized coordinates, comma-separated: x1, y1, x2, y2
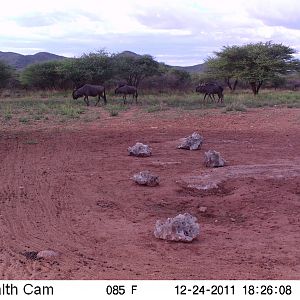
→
(223, 102, 247, 112)
(19, 117, 30, 123)
(0, 90, 299, 124)
(55, 103, 85, 118)
(0, 95, 88, 123)
(2, 105, 13, 121)
(105, 103, 129, 117)
(24, 139, 38, 145)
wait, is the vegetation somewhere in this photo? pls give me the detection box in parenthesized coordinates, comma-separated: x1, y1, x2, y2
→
(0, 89, 299, 125)
(21, 61, 62, 89)
(206, 41, 299, 94)
(0, 60, 14, 88)
(113, 54, 161, 87)
(1, 42, 299, 105)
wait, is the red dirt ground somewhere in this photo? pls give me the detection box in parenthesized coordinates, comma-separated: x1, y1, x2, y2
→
(0, 107, 299, 280)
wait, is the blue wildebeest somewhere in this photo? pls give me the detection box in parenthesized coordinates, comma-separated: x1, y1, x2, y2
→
(196, 83, 224, 103)
(115, 84, 138, 104)
(72, 84, 107, 106)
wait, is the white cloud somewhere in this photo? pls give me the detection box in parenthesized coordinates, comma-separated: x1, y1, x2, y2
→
(0, 0, 299, 65)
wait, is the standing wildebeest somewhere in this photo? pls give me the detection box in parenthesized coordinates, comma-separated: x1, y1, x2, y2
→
(72, 84, 107, 106)
(115, 84, 138, 104)
(196, 83, 224, 103)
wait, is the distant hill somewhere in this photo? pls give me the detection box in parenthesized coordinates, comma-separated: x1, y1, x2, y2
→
(0, 50, 206, 73)
(116, 51, 206, 73)
(115, 51, 141, 58)
(0, 51, 66, 70)
(172, 63, 207, 73)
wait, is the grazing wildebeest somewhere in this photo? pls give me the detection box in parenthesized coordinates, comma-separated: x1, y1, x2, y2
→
(196, 83, 224, 103)
(115, 84, 138, 104)
(72, 84, 107, 106)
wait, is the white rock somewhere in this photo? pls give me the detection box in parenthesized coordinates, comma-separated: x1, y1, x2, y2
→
(154, 213, 200, 242)
(37, 250, 59, 259)
(204, 150, 226, 167)
(132, 171, 159, 186)
(128, 142, 152, 157)
(199, 206, 208, 213)
(177, 132, 203, 150)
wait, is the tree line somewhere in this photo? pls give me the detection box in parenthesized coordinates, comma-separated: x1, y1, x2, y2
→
(0, 42, 299, 95)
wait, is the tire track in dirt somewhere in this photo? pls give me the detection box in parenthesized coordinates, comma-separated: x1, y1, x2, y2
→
(0, 108, 299, 279)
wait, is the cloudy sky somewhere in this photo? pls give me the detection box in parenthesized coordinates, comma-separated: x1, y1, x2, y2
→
(1, 0, 300, 66)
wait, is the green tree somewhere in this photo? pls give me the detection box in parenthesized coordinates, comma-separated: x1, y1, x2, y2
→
(21, 61, 63, 89)
(0, 60, 14, 88)
(113, 54, 160, 87)
(58, 50, 114, 87)
(206, 42, 299, 95)
(206, 46, 242, 91)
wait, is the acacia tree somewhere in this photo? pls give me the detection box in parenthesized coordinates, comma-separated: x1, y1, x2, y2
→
(58, 50, 114, 88)
(206, 46, 242, 91)
(0, 60, 14, 88)
(21, 61, 62, 89)
(206, 42, 299, 95)
(113, 54, 160, 87)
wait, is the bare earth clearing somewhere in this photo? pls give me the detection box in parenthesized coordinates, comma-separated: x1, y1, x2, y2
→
(0, 107, 299, 279)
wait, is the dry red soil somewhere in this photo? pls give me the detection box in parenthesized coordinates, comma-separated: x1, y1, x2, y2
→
(0, 107, 299, 279)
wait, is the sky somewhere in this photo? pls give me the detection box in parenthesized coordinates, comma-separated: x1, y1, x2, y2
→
(0, 0, 300, 66)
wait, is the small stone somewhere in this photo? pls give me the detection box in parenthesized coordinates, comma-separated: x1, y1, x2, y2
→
(132, 171, 159, 186)
(230, 218, 236, 222)
(36, 250, 59, 259)
(154, 213, 200, 242)
(204, 150, 226, 168)
(128, 142, 152, 157)
(199, 206, 207, 213)
(177, 132, 204, 150)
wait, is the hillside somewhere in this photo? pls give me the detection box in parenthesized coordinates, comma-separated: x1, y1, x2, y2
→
(116, 51, 206, 73)
(0, 50, 206, 73)
(0, 51, 66, 70)
(172, 63, 207, 73)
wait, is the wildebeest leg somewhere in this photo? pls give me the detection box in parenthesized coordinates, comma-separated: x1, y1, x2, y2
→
(217, 92, 223, 103)
(95, 95, 100, 106)
(123, 94, 126, 105)
(208, 94, 214, 102)
(220, 94, 224, 103)
(203, 94, 207, 102)
(83, 96, 89, 106)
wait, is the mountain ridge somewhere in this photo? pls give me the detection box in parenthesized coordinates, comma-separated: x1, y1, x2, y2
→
(0, 50, 205, 73)
(0, 51, 66, 70)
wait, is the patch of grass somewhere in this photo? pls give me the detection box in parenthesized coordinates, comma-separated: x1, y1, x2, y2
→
(287, 102, 300, 108)
(55, 103, 85, 118)
(223, 102, 247, 112)
(24, 140, 38, 145)
(110, 110, 119, 116)
(82, 113, 100, 122)
(106, 104, 128, 117)
(2, 105, 13, 121)
(139, 93, 225, 110)
(146, 105, 169, 113)
(147, 105, 161, 113)
(19, 117, 30, 123)
(33, 114, 43, 120)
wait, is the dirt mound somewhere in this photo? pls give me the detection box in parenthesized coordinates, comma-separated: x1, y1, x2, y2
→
(178, 162, 300, 195)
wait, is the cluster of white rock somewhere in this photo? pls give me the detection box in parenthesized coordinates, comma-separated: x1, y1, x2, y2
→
(127, 132, 227, 243)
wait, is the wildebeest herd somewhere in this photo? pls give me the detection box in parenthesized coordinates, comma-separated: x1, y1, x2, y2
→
(72, 82, 224, 106)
